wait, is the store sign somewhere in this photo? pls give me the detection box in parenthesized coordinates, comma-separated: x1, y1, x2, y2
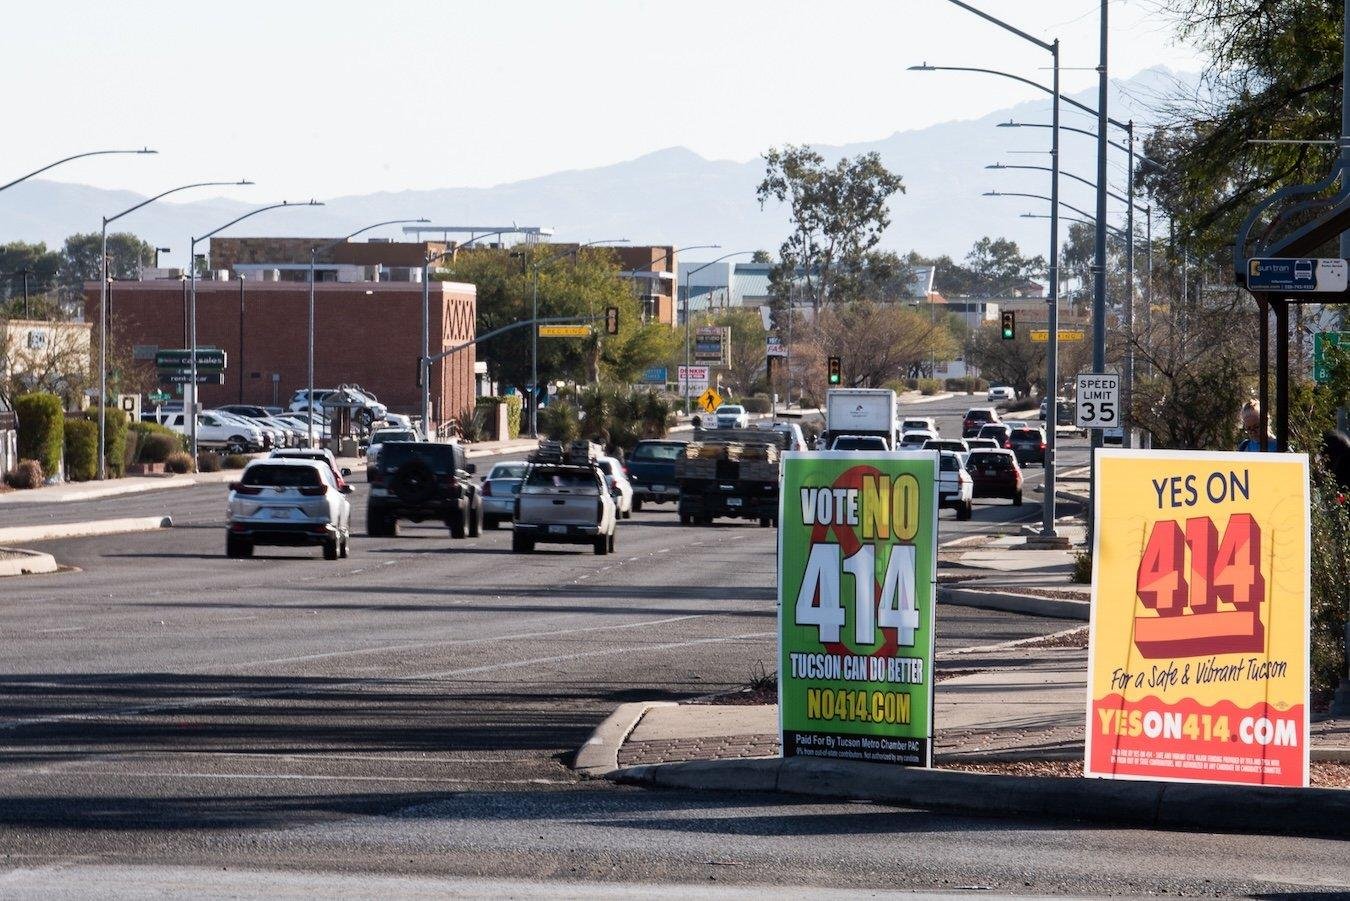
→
(779, 451, 939, 767)
(642, 366, 668, 384)
(1086, 450, 1310, 787)
(694, 326, 728, 363)
(677, 365, 709, 395)
(767, 336, 787, 358)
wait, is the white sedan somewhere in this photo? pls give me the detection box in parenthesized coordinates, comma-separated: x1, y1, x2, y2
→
(713, 404, 749, 429)
(596, 455, 634, 519)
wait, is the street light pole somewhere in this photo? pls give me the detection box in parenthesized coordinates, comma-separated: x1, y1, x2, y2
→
(306, 218, 430, 447)
(0, 147, 156, 195)
(1089, 0, 1110, 536)
(97, 179, 253, 479)
(1123, 120, 1136, 449)
(933, 0, 1064, 540)
(188, 200, 324, 460)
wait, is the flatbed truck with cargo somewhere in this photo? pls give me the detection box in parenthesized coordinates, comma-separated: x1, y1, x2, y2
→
(675, 428, 790, 527)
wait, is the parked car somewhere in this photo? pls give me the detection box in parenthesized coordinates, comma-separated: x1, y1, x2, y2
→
(155, 411, 263, 453)
(367, 427, 419, 464)
(977, 422, 1014, 449)
(512, 442, 617, 555)
(1009, 427, 1047, 466)
(289, 389, 337, 414)
(366, 441, 481, 539)
(212, 410, 280, 449)
(830, 434, 891, 451)
(987, 385, 1017, 403)
(966, 449, 1024, 505)
(937, 450, 974, 520)
(596, 455, 634, 519)
(962, 407, 1001, 438)
(480, 461, 528, 529)
(713, 404, 750, 429)
(216, 404, 274, 420)
(226, 458, 352, 560)
(625, 439, 687, 510)
(900, 417, 937, 435)
(257, 416, 302, 448)
(898, 429, 937, 450)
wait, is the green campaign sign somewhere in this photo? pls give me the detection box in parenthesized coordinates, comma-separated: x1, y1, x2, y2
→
(778, 451, 939, 767)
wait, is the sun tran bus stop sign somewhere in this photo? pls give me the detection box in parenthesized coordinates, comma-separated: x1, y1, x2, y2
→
(1245, 257, 1348, 293)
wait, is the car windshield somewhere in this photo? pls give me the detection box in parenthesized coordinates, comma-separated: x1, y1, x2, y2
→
(968, 452, 1013, 470)
(901, 434, 928, 445)
(1012, 429, 1042, 440)
(489, 464, 528, 480)
(525, 468, 597, 490)
(378, 443, 458, 472)
(902, 420, 929, 430)
(372, 430, 416, 443)
(241, 464, 323, 487)
(632, 443, 683, 461)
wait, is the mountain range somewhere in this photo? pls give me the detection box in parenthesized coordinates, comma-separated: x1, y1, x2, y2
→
(0, 68, 1191, 266)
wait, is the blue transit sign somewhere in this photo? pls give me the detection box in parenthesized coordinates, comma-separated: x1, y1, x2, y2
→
(1246, 257, 1348, 293)
(642, 366, 668, 384)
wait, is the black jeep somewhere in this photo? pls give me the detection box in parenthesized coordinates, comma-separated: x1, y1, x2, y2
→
(366, 441, 482, 539)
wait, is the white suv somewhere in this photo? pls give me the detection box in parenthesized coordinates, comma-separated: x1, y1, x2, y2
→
(226, 458, 352, 560)
(155, 412, 263, 453)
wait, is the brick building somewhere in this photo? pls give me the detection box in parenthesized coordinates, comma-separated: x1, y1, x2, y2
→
(85, 278, 477, 427)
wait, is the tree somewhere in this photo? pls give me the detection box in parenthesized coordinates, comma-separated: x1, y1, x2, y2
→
(756, 145, 904, 311)
(58, 232, 156, 293)
(795, 301, 956, 391)
(685, 307, 769, 397)
(1, 241, 62, 316)
(970, 323, 1045, 397)
(964, 237, 1045, 295)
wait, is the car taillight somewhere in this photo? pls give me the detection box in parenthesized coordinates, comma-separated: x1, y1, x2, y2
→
(232, 484, 261, 495)
(1039, 442, 1046, 450)
(369, 468, 384, 485)
(482, 481, 493, 497)
(299, 485, 326, 496)
(1004, 439, 1012, 448)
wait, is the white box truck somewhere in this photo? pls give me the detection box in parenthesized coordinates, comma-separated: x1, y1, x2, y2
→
(823, 388, 898, 449)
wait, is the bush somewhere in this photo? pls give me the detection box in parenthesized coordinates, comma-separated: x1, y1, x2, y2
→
(82, 407, 130, 479)
(223, 454, 250, 470)
(742, 395, 772, 414)
(917, 378, 943, 396)
(502, 394, 523, 439)
(131, 423, 182, 464)
(165, 451, 194, 474)
(3, 459, 44, 490)
(1072, 550, 1092, 584)
(196, 452, 223, 473)
(63, 418, 98, 482)
(539, 400, 581, 444)
(1006, 395, 1040, 413)
(14, 393, 64, 478)
(945, 376, 989, 394)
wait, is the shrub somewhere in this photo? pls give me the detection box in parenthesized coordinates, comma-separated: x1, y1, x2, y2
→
(1072, 550, 1092, 585)
(135, 427, 181, 464)
(84, 407, 129, 478)
(917, 378, 942, 396)
(539, 400, 581, 444)
(196, 452, 223, 473)
(165, 451, 194, 474)
(742, 395, 772, 414)
(502, 394, 523, 439)
(14, 393, 64, 477)
(63, 418, 98, 482)
(223, 453, 250, 470)
(3, 460, 44, 490)
(1006, 395, 1040, 413)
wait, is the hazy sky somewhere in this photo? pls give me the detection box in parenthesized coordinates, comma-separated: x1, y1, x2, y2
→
(4, 0, 1201, 203)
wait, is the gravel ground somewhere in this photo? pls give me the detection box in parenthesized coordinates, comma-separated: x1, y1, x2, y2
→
(1015, 626, 1089, 649)
(1005, 586, 1091, 600)
(948, 759, 1350, 788)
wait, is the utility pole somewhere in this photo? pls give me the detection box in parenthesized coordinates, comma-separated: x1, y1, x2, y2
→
(1088, 0, 1109, 538)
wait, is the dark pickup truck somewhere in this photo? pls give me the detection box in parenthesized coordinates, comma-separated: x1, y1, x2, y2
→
(625, 439, 687, 511)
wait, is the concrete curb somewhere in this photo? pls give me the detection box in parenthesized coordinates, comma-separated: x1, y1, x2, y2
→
(0, 516, 173, 546)
(0, 547, 58, 577)
(610, 756, 1350, 838)
(574, 701, 677, 778)
(463, 440, 541, 460)
(938, 584, 1089, 621)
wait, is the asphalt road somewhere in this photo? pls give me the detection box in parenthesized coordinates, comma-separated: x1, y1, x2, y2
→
(0, 411, 1343, 895)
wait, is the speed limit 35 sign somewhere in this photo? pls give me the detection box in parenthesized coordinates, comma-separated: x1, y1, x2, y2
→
(1075, 373, 1119, 429)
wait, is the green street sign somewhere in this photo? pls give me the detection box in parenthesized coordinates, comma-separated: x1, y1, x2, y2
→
(1313, 331, 1350, 383)
(147, 390, 171, 404)
(155, 348, 227, 371)
(778, 451, 938, 767)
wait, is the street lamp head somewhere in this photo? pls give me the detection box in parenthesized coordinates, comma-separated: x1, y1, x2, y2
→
(907, 63, 935, 71)
(137, 148, 158, 154)
(997, 120, 1021, 128)
(982, 191, 1003, 197)
(985, 163, 1006, 170)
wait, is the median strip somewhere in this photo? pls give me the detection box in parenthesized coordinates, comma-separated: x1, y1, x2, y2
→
(0, 516, 173, 546)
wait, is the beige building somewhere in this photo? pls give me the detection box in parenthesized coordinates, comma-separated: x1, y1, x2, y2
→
(0, 318, 93, 400)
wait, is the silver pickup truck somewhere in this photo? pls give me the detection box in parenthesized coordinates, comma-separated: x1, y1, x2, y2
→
(512, 442, 617, 555)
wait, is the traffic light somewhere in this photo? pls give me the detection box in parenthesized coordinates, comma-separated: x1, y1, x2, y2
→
(827, 355, 842, 385)
(605, 306, 619, 335)
(1001, 311, 1016, 341)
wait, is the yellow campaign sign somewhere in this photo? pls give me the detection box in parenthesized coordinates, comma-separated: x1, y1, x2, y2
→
(697, 387, 723, 414)
(1030, 329, 1085, 343)
(538, 324, 591, 338)
(1086, 450, 1309, 787)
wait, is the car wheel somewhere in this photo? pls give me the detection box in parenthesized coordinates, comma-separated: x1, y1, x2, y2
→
(339, 531, 350, 558)
(1013, 490, 1023, 507)
(621, 504, 632, 520)
(632, 497, 643, 513)
(226, 438, 246, 454)
(448, 503, 467, 539)
(594, 534, 608, 555)
(226, 534, 252, 558)
(759, 517, 771, 528)
(467, 500, 482, 538)
(679, 514, 692, 525)
(512, 532, 533, 553)
(483, 514, 498, 530)
(957, 500, 972, 521)
(323, 537, 339, 560)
